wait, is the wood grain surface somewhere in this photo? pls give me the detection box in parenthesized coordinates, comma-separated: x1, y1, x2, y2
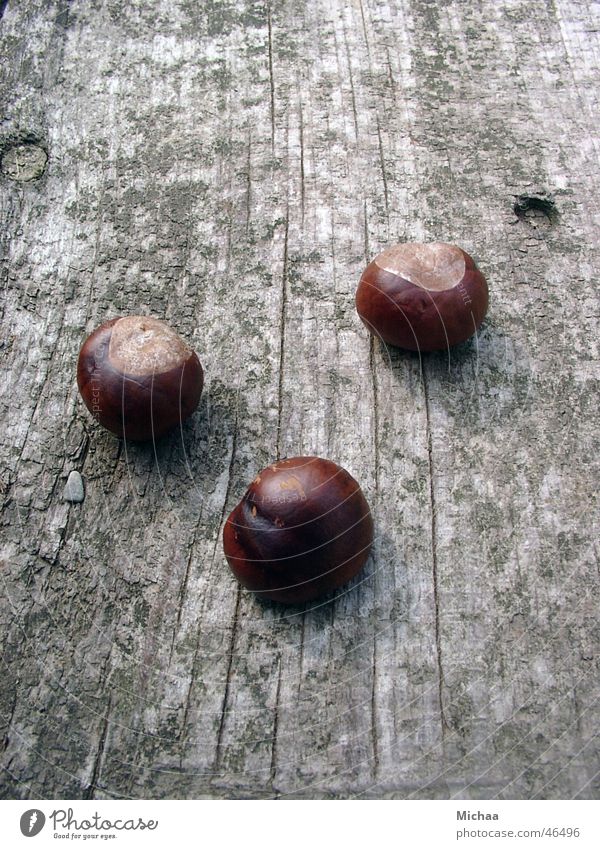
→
(0, 0, 598, 799)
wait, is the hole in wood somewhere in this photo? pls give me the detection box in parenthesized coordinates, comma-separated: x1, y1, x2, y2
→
(1, 142, 48, 182)
(513, 195, 558, 227)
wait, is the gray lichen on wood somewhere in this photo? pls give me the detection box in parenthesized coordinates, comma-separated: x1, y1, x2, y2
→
(0, 0, 598, 799)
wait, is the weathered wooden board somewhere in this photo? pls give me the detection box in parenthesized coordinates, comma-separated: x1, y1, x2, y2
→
(0, 0, 598, 799)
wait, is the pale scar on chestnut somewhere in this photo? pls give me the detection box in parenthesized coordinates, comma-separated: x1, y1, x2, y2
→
(77, 315, 203, 440)
(374, 242, 466, 291)
(356, 240, 489, 351)
(279, 476, 307, 499)
(108, 315, 192, 375)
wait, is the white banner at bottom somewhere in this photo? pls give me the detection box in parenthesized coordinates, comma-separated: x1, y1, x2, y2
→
(0, 799, 598, 849)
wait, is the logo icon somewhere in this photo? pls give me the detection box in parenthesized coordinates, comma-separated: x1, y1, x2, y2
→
(20, 810, 45, 837)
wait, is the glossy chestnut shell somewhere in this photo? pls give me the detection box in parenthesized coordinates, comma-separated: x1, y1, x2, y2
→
(356, 242, 489, 351)
(223, 457, 374, 604)
(77, 316, 203, 440)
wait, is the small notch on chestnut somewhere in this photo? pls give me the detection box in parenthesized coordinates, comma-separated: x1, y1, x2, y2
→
(223, 457, 374, 605)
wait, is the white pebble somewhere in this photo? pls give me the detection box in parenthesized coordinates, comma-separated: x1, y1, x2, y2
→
(63, 470, 84, 503)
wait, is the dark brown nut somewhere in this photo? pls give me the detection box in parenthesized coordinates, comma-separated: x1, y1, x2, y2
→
(223, 457, 374, 604)
(77, 316, 203, 441)
(356, 242, 489, 351)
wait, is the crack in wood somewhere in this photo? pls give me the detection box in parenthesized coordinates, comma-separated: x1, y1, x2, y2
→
(340, 14, 360, 141)
(179, 648, 199, 765)
(364, 203, 380, 499)
(276, 215, 289, 462)
(357, 0, 372, 58)
(297, 613, 306, 695)
(168, 503, 205, 668)
(375, 117, 389, 217)
(209, 397, 240, 570)
(84, 694, 112, 799)
(267, 4, 276, 151)
(370, 631, 379, 779)
(298, 99, 305, 225)
(178, 401, 241, 757)
(245, 130, 252, 236)
(269, 653, 282, 790)
(214, 586, 241, 773)
(0, 663, 18, 755)
(422, 364, 449, 736)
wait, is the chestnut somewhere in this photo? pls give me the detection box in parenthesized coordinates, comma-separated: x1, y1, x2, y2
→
(223, 457, 374, 604)
(77, 315, 203, 441)
(355, 241, 488, 351)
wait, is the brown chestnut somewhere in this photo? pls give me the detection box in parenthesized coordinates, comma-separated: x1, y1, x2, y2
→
(356, 241, 488, 351)
(223, 457, 374, 604)
(77, 315, 203, 441)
